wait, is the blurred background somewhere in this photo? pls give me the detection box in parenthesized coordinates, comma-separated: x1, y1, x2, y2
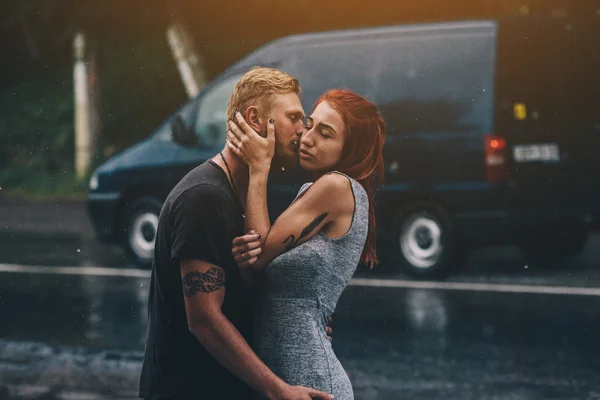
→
(2, 0, 597, 196)
(1, 1, 600, 399)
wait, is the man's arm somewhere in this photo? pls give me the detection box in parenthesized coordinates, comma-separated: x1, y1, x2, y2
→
(181, 260, 286, 399)
(174, 186, 332, 400)
(180, 262, 333, 400)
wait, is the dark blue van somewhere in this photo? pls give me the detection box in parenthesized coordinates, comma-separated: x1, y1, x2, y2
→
(87, 18, 597, 278)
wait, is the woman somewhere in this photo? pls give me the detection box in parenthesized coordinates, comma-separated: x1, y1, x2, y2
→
(227, 89, 386, 399)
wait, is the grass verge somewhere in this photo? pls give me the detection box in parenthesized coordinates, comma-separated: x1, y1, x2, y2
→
(0, 169, 89, 201)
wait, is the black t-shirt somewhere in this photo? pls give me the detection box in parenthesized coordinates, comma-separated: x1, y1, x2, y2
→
(139, 161, 254, 399)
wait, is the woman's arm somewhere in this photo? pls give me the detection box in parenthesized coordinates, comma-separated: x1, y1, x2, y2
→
(226, 113, 354, 270)
(244, 164, 272, 246)
(235, 173, 354, 271)
(226, 113, 275, 242)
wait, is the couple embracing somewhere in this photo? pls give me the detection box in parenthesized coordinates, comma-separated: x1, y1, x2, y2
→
(139, 66, 386, 400)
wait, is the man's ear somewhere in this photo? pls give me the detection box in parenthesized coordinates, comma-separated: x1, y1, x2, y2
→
(244, 106, 266, 137)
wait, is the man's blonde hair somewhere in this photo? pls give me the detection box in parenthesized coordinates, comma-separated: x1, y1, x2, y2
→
(226, 66, 302, 121)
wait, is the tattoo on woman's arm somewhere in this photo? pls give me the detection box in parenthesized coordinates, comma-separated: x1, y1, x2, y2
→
(282, 212, 329, 251)
(182, 267, 225, 297)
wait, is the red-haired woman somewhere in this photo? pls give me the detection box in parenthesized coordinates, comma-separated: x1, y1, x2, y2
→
(227, 89, 386, 399)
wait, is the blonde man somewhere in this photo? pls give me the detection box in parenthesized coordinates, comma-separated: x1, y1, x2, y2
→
(139, 67, 332, 400)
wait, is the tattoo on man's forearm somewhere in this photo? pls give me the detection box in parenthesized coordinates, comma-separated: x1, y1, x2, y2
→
(182, 267, 225, 296)
(282, 212, 329, 251)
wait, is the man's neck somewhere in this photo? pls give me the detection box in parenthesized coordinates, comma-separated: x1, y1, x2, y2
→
(212, 147, 249, 198)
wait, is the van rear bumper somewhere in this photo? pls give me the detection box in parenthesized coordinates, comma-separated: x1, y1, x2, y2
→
(453, 207, 589, 247)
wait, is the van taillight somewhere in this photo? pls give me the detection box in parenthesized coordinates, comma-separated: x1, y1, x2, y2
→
(484, 134, 508, 182)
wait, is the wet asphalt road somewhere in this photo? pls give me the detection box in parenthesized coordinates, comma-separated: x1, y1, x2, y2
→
(1, 200, 600, 399)
(2, 272, 600, 400)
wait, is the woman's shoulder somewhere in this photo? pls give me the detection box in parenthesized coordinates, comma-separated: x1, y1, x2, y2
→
(293, 173, 353, 206)
(319, 173, 369, 211)
(320, 172, 366, 197)
(316, 173, 356, 211)
(307, 172, 350, 195)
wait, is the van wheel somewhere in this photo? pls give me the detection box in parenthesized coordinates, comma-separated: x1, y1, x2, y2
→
(393, 206, 461, 279)
(124, 197, 162, 269)
(517, 224, 588, 264)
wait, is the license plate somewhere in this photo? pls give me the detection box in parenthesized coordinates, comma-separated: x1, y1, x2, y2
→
(512, 143, 560, 163)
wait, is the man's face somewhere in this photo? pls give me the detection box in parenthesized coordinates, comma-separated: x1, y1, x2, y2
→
(267, 92, 306, 167)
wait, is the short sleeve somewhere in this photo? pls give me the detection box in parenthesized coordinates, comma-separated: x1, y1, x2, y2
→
(170, 185, 231, 267)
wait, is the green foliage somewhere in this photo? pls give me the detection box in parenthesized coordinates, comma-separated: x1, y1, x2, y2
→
(98, 25, 186, 149)
(0, 1, 186, 197)
(0, 168, 87, 201)
(0, 67, 74, 174)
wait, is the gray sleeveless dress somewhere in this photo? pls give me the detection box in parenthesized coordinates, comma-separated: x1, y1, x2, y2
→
(254, 173, 369, 400)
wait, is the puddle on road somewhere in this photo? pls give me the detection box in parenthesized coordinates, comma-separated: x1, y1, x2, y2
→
(0, 272, 149, 350)
(0, 340, 142, 400)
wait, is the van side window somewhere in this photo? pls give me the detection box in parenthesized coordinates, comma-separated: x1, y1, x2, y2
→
(156, 100, 197, 142)
(375, 33, 494, 137)
(194, 74, 243, 147)
(280, 43, 380, 110)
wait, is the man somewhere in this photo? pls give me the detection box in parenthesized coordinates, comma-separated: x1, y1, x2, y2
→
(139, 67, 333, 400)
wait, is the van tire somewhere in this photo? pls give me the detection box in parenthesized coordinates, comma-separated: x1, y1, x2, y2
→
(517, 224, 588, 264)
(123, 197, 163, 269)
(391, 205, 462, 279)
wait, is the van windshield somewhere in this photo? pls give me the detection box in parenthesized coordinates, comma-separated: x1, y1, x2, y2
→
(193, 73, 243, 148)
(154, 73, 243, 148)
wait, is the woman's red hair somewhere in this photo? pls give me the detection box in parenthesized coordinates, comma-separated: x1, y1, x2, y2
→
(313, 89, 386, 268)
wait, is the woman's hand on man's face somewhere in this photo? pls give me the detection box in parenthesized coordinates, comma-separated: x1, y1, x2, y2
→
(226, 112, 275, 173)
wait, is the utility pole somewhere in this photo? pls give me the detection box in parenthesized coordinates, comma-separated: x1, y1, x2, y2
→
(88, 49, 102, 163)
(166, 22, 207, 98)
(73, 32, 92, 180)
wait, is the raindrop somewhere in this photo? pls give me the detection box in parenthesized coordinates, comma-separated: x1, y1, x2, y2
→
(524, 265, 528, 269)
(77, 249, 81, 253)
(139, 283, 143, 287)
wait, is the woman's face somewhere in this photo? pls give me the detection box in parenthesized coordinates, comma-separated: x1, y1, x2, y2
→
(299, 101, 346, 176)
